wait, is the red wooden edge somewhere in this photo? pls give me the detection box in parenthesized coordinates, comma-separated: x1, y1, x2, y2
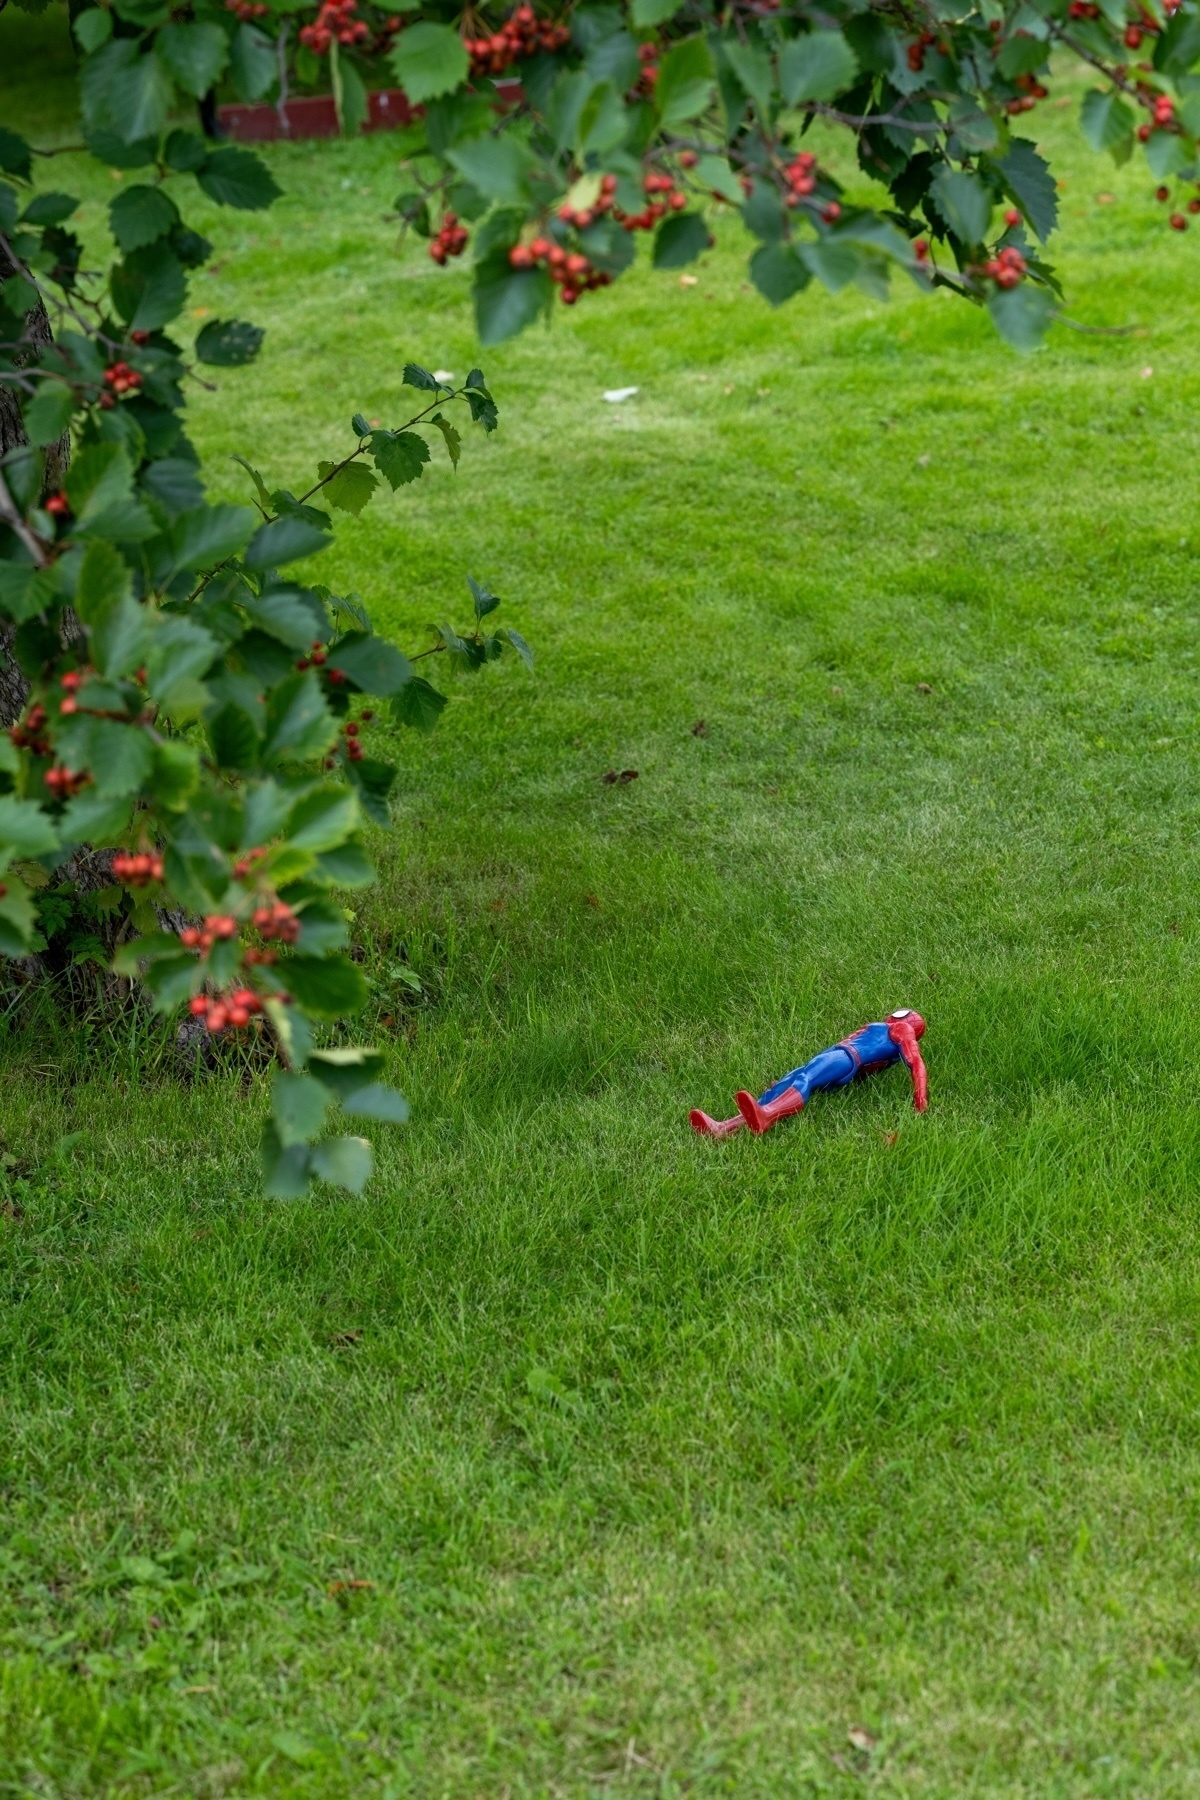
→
(217, 80, 522, 143)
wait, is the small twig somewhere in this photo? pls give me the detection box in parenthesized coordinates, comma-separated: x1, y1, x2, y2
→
(0, 468, 50, 566)
(1052, 311, 1139, 335)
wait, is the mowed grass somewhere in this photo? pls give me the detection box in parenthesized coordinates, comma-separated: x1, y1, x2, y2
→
(8, 11, 1200, 1795)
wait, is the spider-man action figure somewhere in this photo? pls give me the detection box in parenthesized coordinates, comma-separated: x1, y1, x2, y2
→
(689, 1009, 928, 1138)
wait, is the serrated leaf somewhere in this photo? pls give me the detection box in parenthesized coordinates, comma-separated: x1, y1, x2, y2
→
(230, 20, 276, 101)
(996, 138, 1058, 244)
(779, 28, 857, 104)
(655, 36, 715, 125)
(196, 318, 265, 366)
(196, 146, 282, 212)
(392, 674, 448, 731)
(402, 363, 442, 392)
(170, 503, 256, 573)
(503, 626, 533, 669)
(749, 239, 812, 305)
(987, 281, 1054, 350)
(23, 380, 75, 447)
(208, 702, 261, 770)
(724, 40, 774, 114)
(156, 21, 229, 97)
(930, 168, 991, 244)
(272, 1070, 332, 1146)
(285, 785, 359, 852)
(279, 953, 368, 1018)
(447, 135, 536, 205)
(0, 795, 58, 862)
(1080, 89, 1135, 158)
(244, 514, 332, 570)
(76, 539, 146, 678)
(389, 21, 469, 104)
(473, 255, 552, 347)
(311, 1135, 373, 1193)
(652, 210, 709, 269)
(430, 413, 461, 468)
(317, 459, 378, 518)
(467, 574, 500, 621)
(262, 671, 335, 763)
(328, 632, 413, 695)
(369, 430, 430, 490)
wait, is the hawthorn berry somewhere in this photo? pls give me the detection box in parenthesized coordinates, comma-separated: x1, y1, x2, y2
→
(1170, 212, 1188, 229)
(1157, 185, 1171, 202)
(1004, 207, 1022, 227)
(44, 492, 70, 517)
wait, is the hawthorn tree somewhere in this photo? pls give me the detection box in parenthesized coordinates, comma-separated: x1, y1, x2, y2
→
(0, 8, 528, 1195)
(372, 0, 1199, 344)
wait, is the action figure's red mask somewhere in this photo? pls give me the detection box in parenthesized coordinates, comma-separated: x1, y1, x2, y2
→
(887, 1008, 925, 1039)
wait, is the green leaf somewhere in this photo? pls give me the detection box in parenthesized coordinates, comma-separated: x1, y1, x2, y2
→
(23, 380, 75, 447)
(402, 363, 443, 393)
(109, 183, 179, 252)
(339, 1081, 409, 1125)
(652, 210, 709, 268)
(997, 32, 1049, 78)
(0, 881, 38, 956)
(1080, 89, 1135, 158)
(695, 153, 744, 203)
(369, 430, 430, 490)
(74, 8, 113, 52)
(262, 671, 336, 763)
(272, 1070, 332, 1146)
(502, 626, 533, 669)
(20, 192, 79, 226)
(307, 1046, 385, 1097)
(392, 674, 447, 731)
(261, 1120, 313, 1199)
(75, 539, 145, 678)
(197, 147, 282, 212)
(0, 795, 58, 861)
(317, 459, 378, 518)
(473, 256, 552, 347)
(208, 702, 261, 770)
(655, 36, 715, 125)
(170, 503, 256, 573)
(987, 281, 1054, 350)
(244, 514, 332, 570)
(749, 240, 812, 306)
(280, 953, 368, 1018)
(0, 128, 32, 181)
(930, 168, 991, 245)
(447, 135, 535, 205)
(110, 243, 186, 331)
(66, 442, 133, 522)
(630, 0, 683, 23)
(328, 632, 413, 695)
(243, 586, 327, 650)
(996, 139, 1058, 244)
(429, 413, 461, 468)
(164, 128, 208, 173)
(1155, 3, 1200, 75)
(389, 22, 469, 104)
(463, 368, 498, 433)
(779, 29, 858, 104)
(196, 318, 265, 366)
(0, 564, 56, 625)
(149, 737, 199, 808)
(156, 22, 229, 98)
(467, 574, 499, 622)
(285, 785, 359, 851)
(1144, 127, 1191, 180)
(230, 21, 277, 101)
(121, 51, 173, 145)
(314, 837, 375, 886)
(798, 237, 862, 293)
(84, 718, 153, 797)
(724, 40, 774, 114)
(330, 37, 368, 137)
(577, 80, 628, 157)
(311, 1135, 373, 1193)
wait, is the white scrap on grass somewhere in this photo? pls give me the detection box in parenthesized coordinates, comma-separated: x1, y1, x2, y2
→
(603, 386, 639, 403)
(433, 369, 455, 384)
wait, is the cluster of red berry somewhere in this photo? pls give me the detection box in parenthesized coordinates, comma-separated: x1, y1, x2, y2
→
(225, 0, 270, 18)
(1136, 92, 1177, 143)
(1067, 3, 1100, 17)
(253, 901, 301, 944)
(180, 914, 239, 951)
(233, 845, 268, 881)
(429, 213, 469, 264)
(507, 238, 613, 303)
(613, 171, 689, 233)
(10, 704, 50, 756)
(633, 40, 659, 94)
(979, 243, 1027, 288)
(100, 362, 141, 407)
(112, 851, 164, 887)
(45, 765, 90, 798)
(1155, 184, 1198, 228)
(784, 151, 817, 200)
(189, 988, 263, 1033)
(464, 5, 569, 78)
(299, 0, 368, 54)
(1006, 72, 1048, 113)
(552, 172, 619, 230)
(294, 642, 347, 684)
(58, 668, 87, 715)
(907, 30, 939, 71)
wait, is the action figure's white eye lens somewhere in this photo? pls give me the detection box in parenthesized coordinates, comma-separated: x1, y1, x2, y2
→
(893, 1008, 911, 1017)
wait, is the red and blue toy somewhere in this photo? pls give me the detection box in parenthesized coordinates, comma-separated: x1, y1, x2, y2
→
(689, 1009, 928, 1139)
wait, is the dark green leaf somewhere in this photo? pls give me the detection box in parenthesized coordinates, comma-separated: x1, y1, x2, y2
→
(170, 503, 256, 573)
(196, 147, 282, 212)
(74, 7, 113, 52)
(286, 785, 359, 852)
(652, 210, 709, 269)
(208, 702, 261, 770)
(655, 35, 715, 125)
(1080, 89, 1135, 158)
(20, 192, 79, 226)
(749, 240, 812, 306)
(995, 138, 1058, 244)
(402, 363, 443, 392)
(724, 40, 774, 113)
(369, 430, 430, 490)
(230, 21, 277, 101)
(279, 953, 368, 1018)
(392, 674, 447, 731)
(272, 1070, 331, 1146)
(242, 587, 328, 650)
(930, 168, 991, 244)
(328, 632, 413, 695)
(262, 671, 335, 763)
(463, 370, 499, 432)
(467, 575, 500, 621)
(429, 413, 461, 468)
(473, 255, 552, 347)
(0, 129, 32, 182)
(23, 380, 75, 447)
(110, 242, 186, 331)
(109, 183, 180, 252)
(317, 459, 378, 517)
(779, 29, 858, 103)
(987, 282, 1054, 350)
(503, 626, 533, 669)
(195, 318, 265, 365)
(447, 135, 535, 205)
(164, 128, 208, 173)
(244, 515, 332, 570)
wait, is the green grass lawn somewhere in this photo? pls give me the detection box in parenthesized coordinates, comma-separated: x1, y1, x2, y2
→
(8, 12, 1200, 1795)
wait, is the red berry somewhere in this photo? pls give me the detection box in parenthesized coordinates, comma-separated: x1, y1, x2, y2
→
(1004, 207, 1021, 227)
(1170, 212, 1188, 229)
(1157, 185, 1170, 202)
(509, 244, 535, 269)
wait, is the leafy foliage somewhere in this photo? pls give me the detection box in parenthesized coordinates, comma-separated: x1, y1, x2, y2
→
(0, 14, 530, 1199)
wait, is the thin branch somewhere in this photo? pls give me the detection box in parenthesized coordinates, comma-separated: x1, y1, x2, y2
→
(0, 469, 50, 567)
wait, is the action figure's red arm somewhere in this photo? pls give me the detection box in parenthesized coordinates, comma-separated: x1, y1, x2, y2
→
(888, 1021, 928, 1112)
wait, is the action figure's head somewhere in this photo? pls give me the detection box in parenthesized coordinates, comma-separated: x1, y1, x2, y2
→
(887, 1008, 925, 1039)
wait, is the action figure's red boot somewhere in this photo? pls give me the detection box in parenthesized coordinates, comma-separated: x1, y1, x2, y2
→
(735, 1087, 805, 1134)
(689, 1108, 745, 1139)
